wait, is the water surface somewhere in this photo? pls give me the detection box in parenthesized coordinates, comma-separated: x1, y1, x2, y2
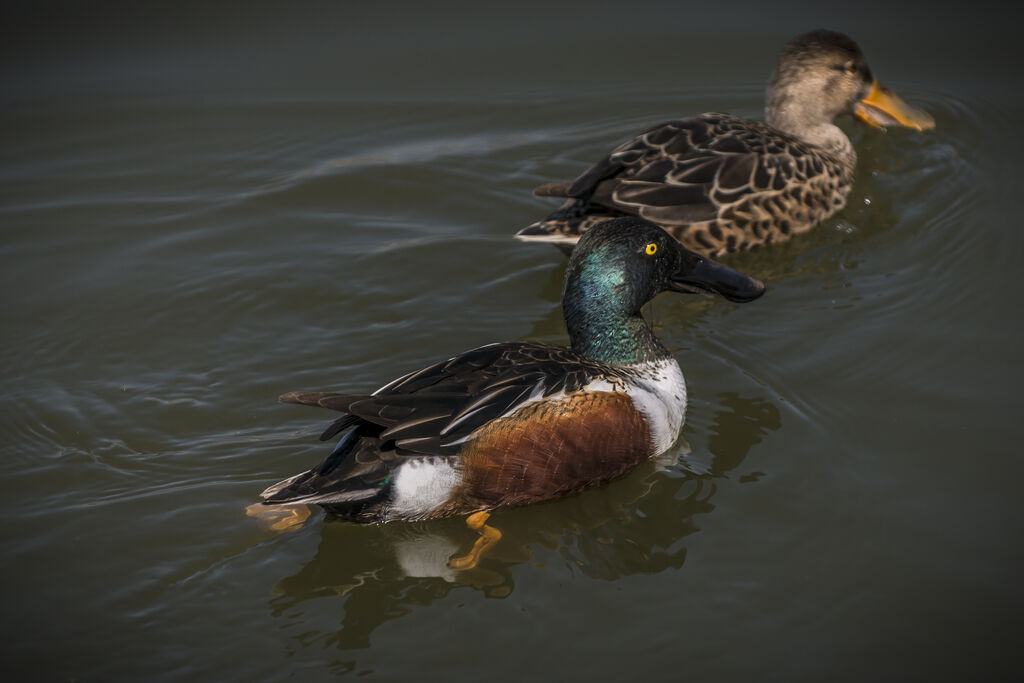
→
(2, 2, 1022, 680)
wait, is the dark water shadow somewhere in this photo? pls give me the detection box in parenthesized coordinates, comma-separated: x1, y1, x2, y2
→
(265, 390, 780, 650)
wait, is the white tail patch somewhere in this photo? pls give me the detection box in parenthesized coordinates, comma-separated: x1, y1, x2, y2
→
(389, 458, 462, 519)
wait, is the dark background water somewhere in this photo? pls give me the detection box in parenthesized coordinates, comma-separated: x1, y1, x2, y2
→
(3, 1, 1022, 680)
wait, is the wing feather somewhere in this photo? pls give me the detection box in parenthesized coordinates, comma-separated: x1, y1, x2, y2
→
(267, 343, 631, 509)
(279, 342, 626, 459)
(547, 113, 840, 237)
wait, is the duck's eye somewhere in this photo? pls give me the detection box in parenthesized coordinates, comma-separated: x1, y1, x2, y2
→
(846, 62, 859, 75)
(645, 242, 658, 255)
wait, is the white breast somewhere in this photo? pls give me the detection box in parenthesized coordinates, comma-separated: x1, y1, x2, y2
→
(624, 358, 687, 454)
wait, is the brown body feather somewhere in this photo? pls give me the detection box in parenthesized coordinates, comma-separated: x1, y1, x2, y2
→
(441, 392, 653, 514)
(520, 114, 853, 258)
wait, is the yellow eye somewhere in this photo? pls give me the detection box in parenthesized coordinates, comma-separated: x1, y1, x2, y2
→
(645, 242, 658, 255)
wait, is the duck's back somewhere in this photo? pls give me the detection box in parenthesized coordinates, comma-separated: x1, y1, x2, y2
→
(519, 113, 853, 257)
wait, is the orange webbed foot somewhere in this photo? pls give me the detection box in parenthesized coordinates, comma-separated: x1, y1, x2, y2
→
(245, 503, 313, 532)
(448, 511, 502, 571)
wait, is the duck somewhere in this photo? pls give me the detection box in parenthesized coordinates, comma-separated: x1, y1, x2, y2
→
(515, 29, 935, 257)
(249, 217, 765, 569)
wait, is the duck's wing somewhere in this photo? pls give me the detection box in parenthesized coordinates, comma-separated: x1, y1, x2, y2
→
(553, 113, 838, 229)
(279, 342, 614, 458)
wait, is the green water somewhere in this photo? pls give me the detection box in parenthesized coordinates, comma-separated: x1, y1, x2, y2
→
(2, 2, 1021, 680)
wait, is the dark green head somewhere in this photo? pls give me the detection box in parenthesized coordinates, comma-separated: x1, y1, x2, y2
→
(562, 218, 765, 365)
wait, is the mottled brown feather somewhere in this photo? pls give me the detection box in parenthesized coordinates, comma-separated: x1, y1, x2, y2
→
(520, 113, 854, 257)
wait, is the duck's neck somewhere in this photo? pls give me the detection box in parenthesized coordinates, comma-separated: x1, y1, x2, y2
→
(562, 265, 670, 367)
(766, 87, 857, 167)
(566, 306, 668, 367)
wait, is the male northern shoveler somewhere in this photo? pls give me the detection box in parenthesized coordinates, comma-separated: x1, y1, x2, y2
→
(515, 29, 935, 257)
(250, 217, 765, 569)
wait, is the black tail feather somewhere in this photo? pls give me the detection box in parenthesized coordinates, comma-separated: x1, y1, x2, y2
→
(319, 414, 361, 441)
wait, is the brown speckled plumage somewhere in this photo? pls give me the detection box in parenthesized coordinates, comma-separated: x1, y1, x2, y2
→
(516, 30, 934, 257)
(528, 114, 853, 256)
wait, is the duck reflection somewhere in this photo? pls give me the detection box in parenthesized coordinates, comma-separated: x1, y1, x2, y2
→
(267, 390, 779, 650)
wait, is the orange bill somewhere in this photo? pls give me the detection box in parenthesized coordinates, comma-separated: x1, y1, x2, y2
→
(854, 80, 935, 131)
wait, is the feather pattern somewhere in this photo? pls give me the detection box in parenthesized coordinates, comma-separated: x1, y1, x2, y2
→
(522, 113, 852, 256)
(266, 342, 641, 520)
(279, 342, 634, 458)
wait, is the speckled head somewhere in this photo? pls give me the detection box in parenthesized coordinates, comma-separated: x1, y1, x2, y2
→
(561, 217, 765, 365)
(768, 29, 934, 137)
(779, 30, 872, 79)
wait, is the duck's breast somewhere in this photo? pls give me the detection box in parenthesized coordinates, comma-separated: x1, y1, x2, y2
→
(622, 358, 687, 454)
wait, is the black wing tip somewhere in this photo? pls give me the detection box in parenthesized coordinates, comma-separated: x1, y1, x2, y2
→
(319, 414, 361, 441)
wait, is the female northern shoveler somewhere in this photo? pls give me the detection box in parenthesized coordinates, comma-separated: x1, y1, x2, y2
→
(515, 29, 935, 257)
(250, 217, 765, 569)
